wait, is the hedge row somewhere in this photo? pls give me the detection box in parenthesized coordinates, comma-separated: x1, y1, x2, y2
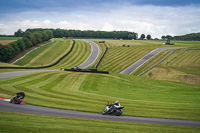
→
(0, 30, 53, 63)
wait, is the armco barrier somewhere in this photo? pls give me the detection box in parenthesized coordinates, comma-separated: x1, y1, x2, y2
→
(95, 47, 108, 69)
(138, 46, 200, 76)
(65, 68, 109, 74)
(0, 40, 75, 69)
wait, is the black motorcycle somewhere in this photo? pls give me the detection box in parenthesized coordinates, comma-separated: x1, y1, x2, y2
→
(102, 102, 124, 116)
(9, 96, 23, 104)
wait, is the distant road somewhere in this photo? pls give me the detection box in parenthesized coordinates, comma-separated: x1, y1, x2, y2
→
(0, 70, 56, 79)
(0, 100, 200, 127)
(120, 47, 183, 75)
(78, 40, 100, 69)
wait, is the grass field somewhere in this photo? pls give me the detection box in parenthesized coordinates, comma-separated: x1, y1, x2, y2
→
(51, 39, 91, 69)
(1, 111, 199, 133)
(90, 40, 200, 74)
(89, 39, 200, 84)
(140, 48, 200, 84)
(0, 37, 22, 40)
(15, 38, 72, 67)
(15, 39, 92, 69)
(0, 36, 21, 45)
(0, 71, 199, 120)
(0, 39, 200, 132)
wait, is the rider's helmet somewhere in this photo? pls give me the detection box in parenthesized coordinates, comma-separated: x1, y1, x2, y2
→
(115, 100, 119, 104)
(22, 91, 24, 93)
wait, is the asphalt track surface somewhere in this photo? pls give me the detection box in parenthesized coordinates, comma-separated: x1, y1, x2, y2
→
(0, 70, 57, 79)
(1, 100, 200, 127)
(120, 47, 183, 75)
(78, 40, 100, 69)
(0, 71, 200, 127)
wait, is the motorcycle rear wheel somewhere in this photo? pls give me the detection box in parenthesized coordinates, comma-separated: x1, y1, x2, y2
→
(115, 110, 122, 116)
(14, 99, 22, 104)
(102, 109, 106, 115)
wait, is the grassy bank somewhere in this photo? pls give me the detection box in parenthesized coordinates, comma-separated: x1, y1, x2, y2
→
(142, 49, 200, 84)
(91, 39, 200, 74)
(14, 38, 92, 69)
(1, 111, 199, 133)
(15, 38, 72, 67)
(0, 71, 199, 120)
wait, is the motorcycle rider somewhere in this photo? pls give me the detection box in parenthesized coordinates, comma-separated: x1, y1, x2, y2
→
(16, 91, 25, 99)
(10, 91, 25, 103)
(109, 100, 120, 112)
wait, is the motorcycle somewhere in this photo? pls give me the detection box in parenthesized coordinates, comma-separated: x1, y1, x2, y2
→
(9, 96, 23, 104)
(102, 102, 124, 116)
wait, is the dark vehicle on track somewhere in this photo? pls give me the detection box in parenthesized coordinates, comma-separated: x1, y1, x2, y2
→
(9, 91, 25, 104)
(102, 101, 124, 116)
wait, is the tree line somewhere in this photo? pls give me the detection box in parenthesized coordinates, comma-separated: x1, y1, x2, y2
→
(15, 28, 154, 40)
(23, 28, 138, 40)
(140, 34, 152, 40)
(0, 30, 53, 63)
(161, 32, 200, 41)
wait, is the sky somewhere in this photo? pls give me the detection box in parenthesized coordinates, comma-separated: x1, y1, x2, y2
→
(0, 0, 200, 38)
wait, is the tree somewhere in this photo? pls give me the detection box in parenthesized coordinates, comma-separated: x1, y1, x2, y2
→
(14, 29, 24, 37)
(161, 36, 166, 40)
(40, 32, 48, 41)
(45, 30, 53, 39)
(0, 45, 14, 62)
(29, 33, 37, 45)
(147, 35, 151, 40)
(23, 37, 33, 48)
(0, 44, 4, 62)
(17, 39, 26, 51)
(24, 31, 32, 39)
(128, 34, 137, 40)
(166, 35, 173, 40)
(8, 41, 20, 55)
(140, 34, 145, 40)
(33, 32, 43, 44)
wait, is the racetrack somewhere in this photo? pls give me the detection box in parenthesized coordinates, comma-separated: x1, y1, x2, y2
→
(1, 48, 200, 127)
(1, 100, 200, 127)
(78, 40, 100, 69)
(0, 70, 57, 79)
(120, 47, 183, 75)
(0, 72, 200, 127)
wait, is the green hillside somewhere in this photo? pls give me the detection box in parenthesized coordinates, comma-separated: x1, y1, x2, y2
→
(0, 71, 199, 120)
(92, 40, 200, 74)
(1, 111, 199, 133)
(15, 38, 72, 67)
(14, 39, 91, 69)
(143, 48, 200, 84)
(0, 39, 200, 131)
(51, 39, 91, 69)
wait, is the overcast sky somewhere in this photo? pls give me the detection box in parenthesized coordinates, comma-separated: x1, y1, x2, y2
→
(0, 0, 200, 38)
